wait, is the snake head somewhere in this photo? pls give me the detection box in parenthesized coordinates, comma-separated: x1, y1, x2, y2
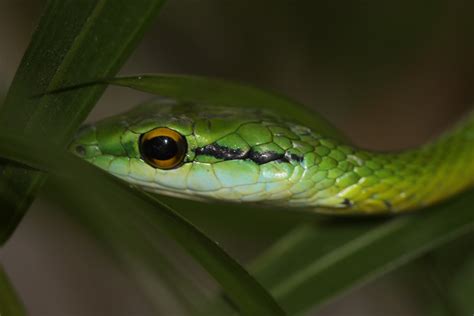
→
(70, 98, 370, 212)
(69, 99, 310, 202)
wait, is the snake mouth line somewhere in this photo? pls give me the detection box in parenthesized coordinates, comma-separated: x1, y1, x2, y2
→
(194, 143, 303, 164)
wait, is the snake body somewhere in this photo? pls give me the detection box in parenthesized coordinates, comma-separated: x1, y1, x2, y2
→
(70, 99, 474, 214)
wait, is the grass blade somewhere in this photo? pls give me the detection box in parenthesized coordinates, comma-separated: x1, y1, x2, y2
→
(424, 234, 474, 315)
(247, 192, 474, 314)
(67, 74, 345, 141)
(0, 0, 166, 243)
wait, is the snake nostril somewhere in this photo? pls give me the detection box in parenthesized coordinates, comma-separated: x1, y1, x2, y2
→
(74, 145, 86, 157)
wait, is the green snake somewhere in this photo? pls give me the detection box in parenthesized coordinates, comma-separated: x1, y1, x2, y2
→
(69, 98, 474, 215)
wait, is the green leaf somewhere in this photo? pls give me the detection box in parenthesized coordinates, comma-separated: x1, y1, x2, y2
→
(446, 255, 474, 315)
(0, 0, 166, 244)
(106, 74, 348, 141)
(0, 264, 26, 316)
(248, 192, 474, 315)
(423, 233, 474, 315)
(0, 134, 286, 316)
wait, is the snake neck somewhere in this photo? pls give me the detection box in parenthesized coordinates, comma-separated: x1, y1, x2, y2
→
(320, 111, 474, 214)
(392, 111, 474, 210)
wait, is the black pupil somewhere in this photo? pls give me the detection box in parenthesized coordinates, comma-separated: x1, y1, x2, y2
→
(142, 136, 178, 161)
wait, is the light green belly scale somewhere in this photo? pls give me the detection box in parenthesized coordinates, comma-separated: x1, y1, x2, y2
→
(70, 99, 474, 215)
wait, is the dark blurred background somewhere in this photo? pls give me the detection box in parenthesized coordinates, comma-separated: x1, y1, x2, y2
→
(1, 0, 473, 315)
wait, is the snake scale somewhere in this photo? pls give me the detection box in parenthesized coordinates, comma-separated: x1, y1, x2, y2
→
(69, 98, 474, 215)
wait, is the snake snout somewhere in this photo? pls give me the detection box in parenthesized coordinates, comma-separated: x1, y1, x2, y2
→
(68, 139, 102, 160)
(68, 124, 102, 159)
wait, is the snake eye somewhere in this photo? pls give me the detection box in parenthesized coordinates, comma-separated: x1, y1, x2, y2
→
(139, 128, 187, 169)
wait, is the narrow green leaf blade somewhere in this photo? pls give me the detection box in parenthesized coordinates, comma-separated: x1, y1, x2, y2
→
(106, 74, 347, 141)
(444, 255, 474, 315)
(249, 192, 474, 314)
(425, 234, 474, 315)
(0, 0, 165, 243)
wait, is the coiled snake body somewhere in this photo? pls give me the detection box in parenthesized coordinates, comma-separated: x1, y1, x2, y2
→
(70, 99, 474, 215)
